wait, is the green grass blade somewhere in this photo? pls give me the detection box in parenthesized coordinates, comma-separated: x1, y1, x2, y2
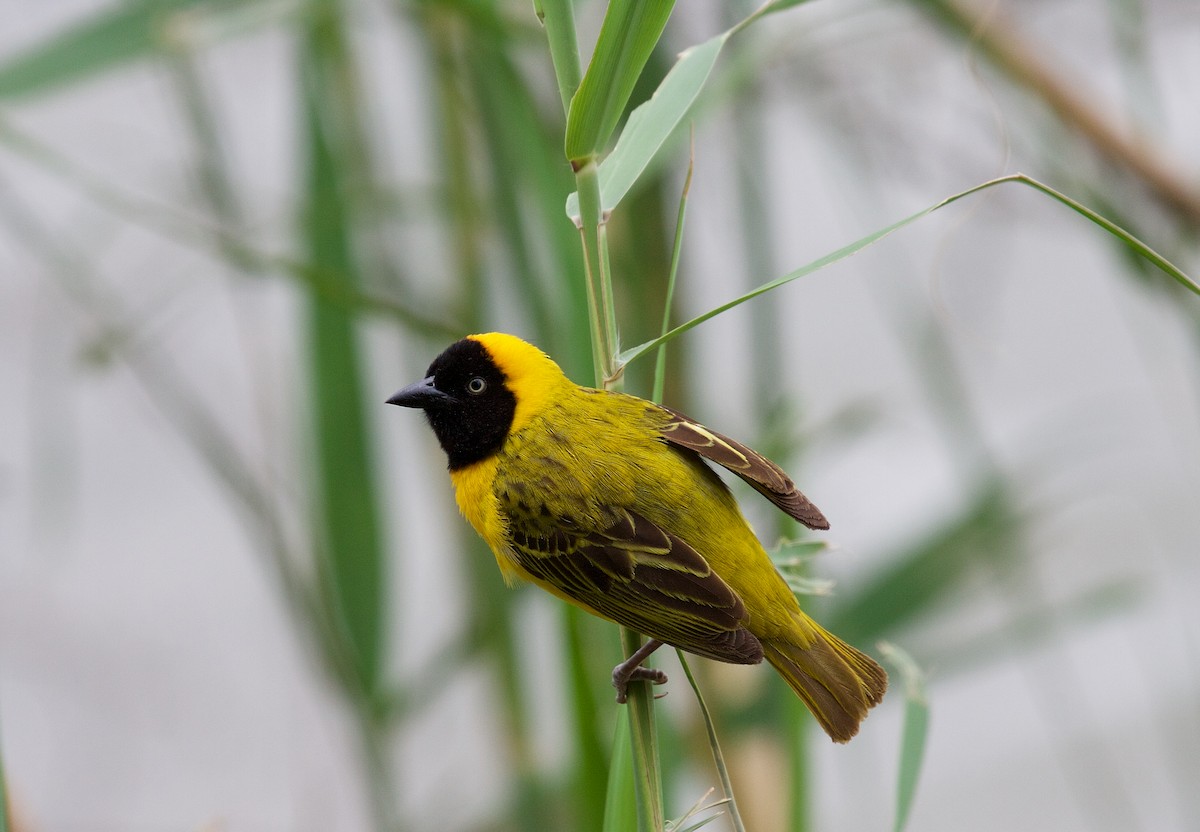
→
(678, 651, 745, 832)
(652, 132, 694, 403)
(617, 174, 1199, 368)
(0, 0, 238, 99)
(603, 712, 639, 832)
(300, 5, 385, 694)
(564, 0, 822, 219)
(0, 0, 195, 98)
(618, 196, 943, 367)
(563, 2, 794, 220)
(564, 0, 675, 164)
(1008, 174, 1198, 294)
(567, 32, 723, 220)
(878, 643, 930, 832)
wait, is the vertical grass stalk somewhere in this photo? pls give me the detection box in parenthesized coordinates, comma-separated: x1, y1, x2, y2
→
(575, 158, 618, 384)
(535, 0, 583, 117)
(538, 2, 667, 828)
(652, 131, 693, 403)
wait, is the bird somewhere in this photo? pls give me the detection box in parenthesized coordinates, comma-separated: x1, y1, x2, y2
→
(387, 332, 886, 742)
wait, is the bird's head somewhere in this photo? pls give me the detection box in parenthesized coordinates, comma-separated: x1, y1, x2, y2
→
(387, 333, 567, 469)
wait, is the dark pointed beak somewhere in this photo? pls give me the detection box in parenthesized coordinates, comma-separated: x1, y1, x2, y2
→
(386, 376, 453, 409)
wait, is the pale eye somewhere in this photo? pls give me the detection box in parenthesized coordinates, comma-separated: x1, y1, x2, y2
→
(466, 377, 487, 395)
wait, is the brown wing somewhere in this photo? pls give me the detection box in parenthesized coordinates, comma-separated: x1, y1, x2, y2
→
(657, 405, 830, 530)
(505, 507, 763, 665)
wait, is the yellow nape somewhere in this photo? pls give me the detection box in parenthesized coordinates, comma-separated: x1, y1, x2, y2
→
(468, 333, 572, 434)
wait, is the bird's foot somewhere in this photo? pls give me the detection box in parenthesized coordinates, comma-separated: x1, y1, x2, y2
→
(613, 666, 669, 703)
(612, 638, 666, 703)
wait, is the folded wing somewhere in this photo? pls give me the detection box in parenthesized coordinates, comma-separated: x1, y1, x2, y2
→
(506, 506, 764, 665)
(657, 406, 829, 530)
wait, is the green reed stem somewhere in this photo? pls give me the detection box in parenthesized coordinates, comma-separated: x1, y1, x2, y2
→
(535, 0, 583, 117)
(538, 2, 666, 828)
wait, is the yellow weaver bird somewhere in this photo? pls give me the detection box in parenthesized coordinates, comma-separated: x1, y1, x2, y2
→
(388, 333, 886, 742)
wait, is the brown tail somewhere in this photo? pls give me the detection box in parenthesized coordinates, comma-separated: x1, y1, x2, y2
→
(763, 627, 888, 743)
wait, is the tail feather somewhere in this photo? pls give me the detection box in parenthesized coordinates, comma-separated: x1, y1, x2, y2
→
(763, 627, 888, 743)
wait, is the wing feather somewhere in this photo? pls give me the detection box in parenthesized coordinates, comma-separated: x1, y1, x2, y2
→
(657, 405, 830, 530)
(507, 508, 764, 665)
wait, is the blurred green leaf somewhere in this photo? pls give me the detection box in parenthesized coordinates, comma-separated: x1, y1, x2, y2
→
(0, 0, 266, 99)
(781, 572, 836, 597)
(564, 0, 674, 164)
(878, 643, 929, 832)
(770, 539, 831, 559)
(932, 578, 1144, 674)
(829, 481, 1017, 645)
(468, 38, 589, 363)
(772, 538, 835, 597)
(562, 607, 613, 827)
(300, 3, 385, 694)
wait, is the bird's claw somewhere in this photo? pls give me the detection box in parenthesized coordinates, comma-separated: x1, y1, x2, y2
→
(613, 666, 669, 703)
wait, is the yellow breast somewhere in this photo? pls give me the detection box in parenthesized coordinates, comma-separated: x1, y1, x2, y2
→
(448, 455, 526, 584)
